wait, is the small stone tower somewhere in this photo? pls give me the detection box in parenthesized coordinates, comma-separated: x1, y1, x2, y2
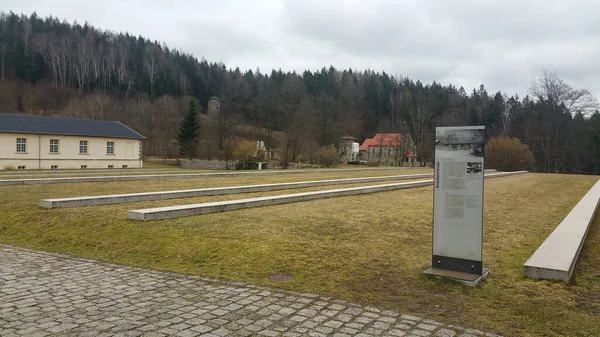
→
(338, 135, 357, 162)
(207, 96, 220, 115)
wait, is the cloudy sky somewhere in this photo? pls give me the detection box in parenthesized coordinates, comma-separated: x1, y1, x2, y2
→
(5, 0, 600, 98)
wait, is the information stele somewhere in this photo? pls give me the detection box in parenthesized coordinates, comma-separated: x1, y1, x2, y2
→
(424, 125, 489, 283)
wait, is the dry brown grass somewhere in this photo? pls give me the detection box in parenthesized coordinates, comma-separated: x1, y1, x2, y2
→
(0, 171, 598, 336)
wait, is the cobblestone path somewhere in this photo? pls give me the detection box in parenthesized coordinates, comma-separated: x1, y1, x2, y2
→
(0, 245, 500, 337)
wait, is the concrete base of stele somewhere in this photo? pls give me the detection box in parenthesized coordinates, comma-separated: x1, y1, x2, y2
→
(423, 267, 490, 287)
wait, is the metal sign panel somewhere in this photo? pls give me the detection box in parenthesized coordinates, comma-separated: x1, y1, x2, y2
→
(432, 126, 485, 275)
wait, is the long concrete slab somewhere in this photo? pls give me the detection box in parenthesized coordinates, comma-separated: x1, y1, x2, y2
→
(523, 178, 600, 282)
(128, 171, 528, 221)
(40, 173, 434, 208)
(1, 167, 419, 186)
(0, 170, 201, 180)
(0, 168, 177, 176)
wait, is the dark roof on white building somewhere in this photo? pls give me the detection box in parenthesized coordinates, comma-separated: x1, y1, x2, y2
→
(0, 113, 145, 139)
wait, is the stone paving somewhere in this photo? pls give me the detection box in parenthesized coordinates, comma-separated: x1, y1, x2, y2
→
(0, 245, 501, 337)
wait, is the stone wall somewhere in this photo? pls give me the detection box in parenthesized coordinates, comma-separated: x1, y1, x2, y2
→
(287, 162, 324, 169)
(180, 159, 324, 170)
(180, 159, 239, 170)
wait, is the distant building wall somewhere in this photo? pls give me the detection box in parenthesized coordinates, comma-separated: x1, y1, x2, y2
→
(363, 146, 415, 165)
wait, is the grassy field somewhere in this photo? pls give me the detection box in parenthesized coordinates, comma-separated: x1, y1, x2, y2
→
(0, 172, 598, 336)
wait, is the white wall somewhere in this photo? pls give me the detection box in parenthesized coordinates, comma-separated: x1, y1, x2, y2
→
(0, 132, 143, 170)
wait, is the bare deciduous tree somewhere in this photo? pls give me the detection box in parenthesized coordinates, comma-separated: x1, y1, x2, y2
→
(63, 92, 112, 120)
(74, 34, 93, 94)
(530, 70, 599, 116)
(0, 41, 5, 81)
(144, 44, 161, 97)
(154, 95, 186, 159)
(408, 94, 434, 166)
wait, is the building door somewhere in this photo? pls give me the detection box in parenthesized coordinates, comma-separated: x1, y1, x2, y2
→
(125, 142, 133, 159)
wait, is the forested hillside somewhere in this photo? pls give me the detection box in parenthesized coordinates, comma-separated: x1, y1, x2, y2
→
(1, 12, 599, 173)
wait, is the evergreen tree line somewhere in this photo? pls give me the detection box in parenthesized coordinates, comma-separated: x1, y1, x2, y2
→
(0, 12, 599, 174)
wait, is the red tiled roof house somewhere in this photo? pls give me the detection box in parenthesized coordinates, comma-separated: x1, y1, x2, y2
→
(358, 133, 416, 165)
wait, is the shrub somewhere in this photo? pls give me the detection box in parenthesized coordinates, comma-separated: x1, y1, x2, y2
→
(315, 144, 339, 168)
(228, 138, 267, 170)
(275, 147, 289, 168)
(221, 138, 237, 161)
(295, 153, 308, 163)
(485, 137, 535, 171)
(233, 139, 259, 162)
(235, 161, 258, 170)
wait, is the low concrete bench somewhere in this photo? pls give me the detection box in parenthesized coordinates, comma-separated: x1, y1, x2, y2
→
(128, 171, 527, 221)
(40, 173, 433, 208)
(523, 179, 600, 282)
(2, 167, 414, 186)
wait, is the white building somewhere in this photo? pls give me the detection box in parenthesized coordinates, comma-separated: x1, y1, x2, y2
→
(0, 113, 145, 170)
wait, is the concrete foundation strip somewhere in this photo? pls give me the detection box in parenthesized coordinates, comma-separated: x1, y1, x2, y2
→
(523, 178, 600, 282)
(2, 167, 416, 186)
(40, 173, 435, 208)
(128, 171, 528, 221)
(0, 168, 176, 176)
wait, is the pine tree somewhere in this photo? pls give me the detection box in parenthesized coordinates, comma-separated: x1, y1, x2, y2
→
(178, 99, 200, 159)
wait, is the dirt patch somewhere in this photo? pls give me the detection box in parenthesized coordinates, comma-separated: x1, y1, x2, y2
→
(268, 274, 293, 281)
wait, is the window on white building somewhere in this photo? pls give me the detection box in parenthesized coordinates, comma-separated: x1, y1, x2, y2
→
(51, 165, 58, 170)
(81, 165, 87, 169)
(16, 138, 26, 153)
(107, 141, 115, 154)
(79, 140, 88, 154)
(50, 139, 59, 153)
(18, 166, 26, 170)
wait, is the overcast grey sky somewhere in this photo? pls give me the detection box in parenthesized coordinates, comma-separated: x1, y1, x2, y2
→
(4, 0, 600, 98)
